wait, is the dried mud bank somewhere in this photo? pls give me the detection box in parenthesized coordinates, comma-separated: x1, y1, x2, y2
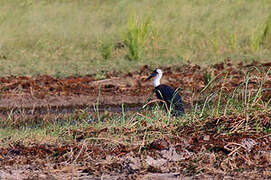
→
(0, 60, 271, 115)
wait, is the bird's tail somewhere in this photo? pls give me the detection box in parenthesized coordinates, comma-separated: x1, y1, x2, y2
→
(172, 104, 185, 117)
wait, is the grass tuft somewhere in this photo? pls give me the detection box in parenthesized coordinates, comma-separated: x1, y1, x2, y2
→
(98, 40, 113, 60)
(124, 15, 154, 61)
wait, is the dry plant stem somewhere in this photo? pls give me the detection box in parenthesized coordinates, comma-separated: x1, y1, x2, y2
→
(73, 140, 87, 163)
(224, 142, 247, 152)
(216, 72, 228, 116)
(143, 99, 170, 114)
(230, 119, 245, 133)
(138, 130, 147, 154)
(135, 112, 153, 124)
(200, 71, 226, 94)
(84, 137, 137, 147)
(66, 146, 74, 163)
(31, 104, 36, 115)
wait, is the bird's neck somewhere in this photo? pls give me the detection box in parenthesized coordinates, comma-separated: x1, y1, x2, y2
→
(153, 74, 162, 87)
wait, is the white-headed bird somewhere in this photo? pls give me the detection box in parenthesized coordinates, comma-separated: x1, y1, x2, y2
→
(147, 69, 185, 116)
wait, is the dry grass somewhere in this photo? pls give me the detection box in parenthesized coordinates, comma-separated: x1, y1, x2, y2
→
(1, 65, 271, 178)
(0, 59, 271, 178)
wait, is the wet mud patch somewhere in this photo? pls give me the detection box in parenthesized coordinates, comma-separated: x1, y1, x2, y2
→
(0, 60, 271, 118)
(1, 60, 271, 116)
(1, 60, 271, 179)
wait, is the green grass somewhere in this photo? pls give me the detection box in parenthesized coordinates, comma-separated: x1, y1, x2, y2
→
(0, 0, 271, 77)
(1, 101, 269, 147)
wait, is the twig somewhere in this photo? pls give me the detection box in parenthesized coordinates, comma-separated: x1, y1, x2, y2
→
(142, 99, 170, 114)
(138, 129, 147, 154)
(72, 140, 87, 163)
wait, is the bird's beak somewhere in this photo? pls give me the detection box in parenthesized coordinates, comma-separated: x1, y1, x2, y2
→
(146, 72, 157, 80)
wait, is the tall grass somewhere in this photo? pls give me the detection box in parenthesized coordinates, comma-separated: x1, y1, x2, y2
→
(0, 0, 271, 76)
(250, 14, 271, 52)
(124, 16, 154, 61)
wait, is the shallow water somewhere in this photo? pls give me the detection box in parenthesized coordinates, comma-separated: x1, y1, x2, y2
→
(0, 104, 144, 116)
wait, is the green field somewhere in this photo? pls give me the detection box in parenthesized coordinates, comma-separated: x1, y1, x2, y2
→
(0, 0, 271, 76)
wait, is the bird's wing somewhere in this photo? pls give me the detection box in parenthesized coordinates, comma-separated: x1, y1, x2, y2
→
(155, 85, 183, 103)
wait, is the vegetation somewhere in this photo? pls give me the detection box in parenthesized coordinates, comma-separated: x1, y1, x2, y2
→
(0, 90, 270, 178)
(0, 63, 270, 178)
(0, 0, 271, 76)
(0, 0, 270, 178)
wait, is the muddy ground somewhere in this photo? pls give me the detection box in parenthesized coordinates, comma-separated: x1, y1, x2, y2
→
(1, 60, 271, 113)
(0, 60, 271, 179)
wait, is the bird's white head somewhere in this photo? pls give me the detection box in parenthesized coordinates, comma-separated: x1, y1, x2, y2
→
(146, 68, 163, 87)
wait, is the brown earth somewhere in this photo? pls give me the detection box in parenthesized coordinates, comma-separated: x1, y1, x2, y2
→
(0, 116, 270, 179)
(1, 60, 271, 179)
(1, 60, 271, 115)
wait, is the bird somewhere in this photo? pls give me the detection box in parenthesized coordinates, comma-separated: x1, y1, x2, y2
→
(146, 68, 185, 116)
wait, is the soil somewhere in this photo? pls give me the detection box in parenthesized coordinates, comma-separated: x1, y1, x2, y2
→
(1, 60, 271, 115)
(0, 60, 271, 179)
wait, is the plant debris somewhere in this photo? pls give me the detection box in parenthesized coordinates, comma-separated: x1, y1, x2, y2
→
(0, 60, 271, 179)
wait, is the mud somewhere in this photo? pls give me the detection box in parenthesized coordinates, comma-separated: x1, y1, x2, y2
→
(1, 61, 271, 179)
(0, 95, 145, 115)
(1, 61, 271, 116)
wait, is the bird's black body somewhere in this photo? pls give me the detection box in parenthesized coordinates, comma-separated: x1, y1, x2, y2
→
(154, 84, 185, 116)
(147, 68, 185, 116)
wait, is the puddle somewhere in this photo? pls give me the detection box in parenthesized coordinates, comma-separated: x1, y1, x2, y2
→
(0, 104, 144, 116)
